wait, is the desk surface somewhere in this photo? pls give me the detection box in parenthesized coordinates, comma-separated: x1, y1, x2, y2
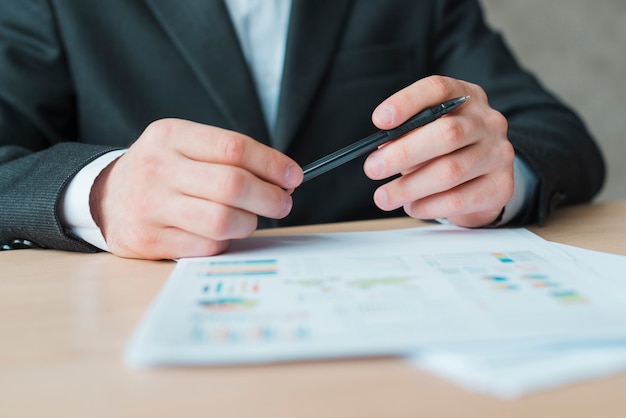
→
(1, 201, 625, 418)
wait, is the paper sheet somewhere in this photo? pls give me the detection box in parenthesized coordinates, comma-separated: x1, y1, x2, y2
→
(125, 225, 626, 368)
(408, 243, 626, 399)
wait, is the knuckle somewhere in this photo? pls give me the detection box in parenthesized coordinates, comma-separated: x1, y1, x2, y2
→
(468, 83, 488, 102)
(176, 201, 202, 226)
(143, 118, 178, 144)
(214, 170, 248, 202)
(427, 75, 453, 97)
(131, 121, 183, 182)
(218, 135, 247, 165)
(488, 109, 509, 135)
(437, 158, 464, 185)
(501, 140, 515, 165)
(445, 191, 466, 214)
(438, 117, 464, 149)
(206, 207, 256, 241)
(207, 206, 230, 241)
(206, 205, 236, 240)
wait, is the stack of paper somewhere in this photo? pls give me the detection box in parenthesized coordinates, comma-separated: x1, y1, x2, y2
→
(408, 243, 626, 399)
(125, 225, 626, 398)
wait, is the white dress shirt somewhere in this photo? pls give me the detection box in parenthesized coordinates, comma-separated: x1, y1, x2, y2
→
(223, 0, 292, 133)
(58, 0, 533, 251)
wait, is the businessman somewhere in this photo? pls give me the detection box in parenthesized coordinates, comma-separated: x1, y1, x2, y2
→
(0, 0, 605, 259)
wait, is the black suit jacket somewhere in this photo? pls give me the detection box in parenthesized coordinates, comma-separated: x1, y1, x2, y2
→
(0, 0, 605, 252)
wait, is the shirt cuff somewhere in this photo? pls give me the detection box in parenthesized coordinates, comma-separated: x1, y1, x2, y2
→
(58, 150, 127, 251)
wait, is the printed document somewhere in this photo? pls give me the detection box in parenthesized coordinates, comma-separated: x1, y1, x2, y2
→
(125, 225, 626, 367)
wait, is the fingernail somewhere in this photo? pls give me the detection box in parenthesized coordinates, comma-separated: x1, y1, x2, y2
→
(403, 202, 415, 218)
(374, 105, 395, 127)
(374, 188, 388, 209)
(365, 154, 385, 178)
(284, 164, 302, 188)
(280, 196, 293, 218)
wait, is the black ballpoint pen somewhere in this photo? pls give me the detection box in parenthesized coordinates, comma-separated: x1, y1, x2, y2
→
(302, 95, 470, 183)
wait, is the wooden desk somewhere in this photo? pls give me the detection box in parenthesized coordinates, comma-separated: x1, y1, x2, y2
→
(1, 201, 625, 418)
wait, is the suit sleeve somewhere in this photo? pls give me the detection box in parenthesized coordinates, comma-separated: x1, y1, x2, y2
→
(430, 0, 605, 225)
(0, 1, 117, 252)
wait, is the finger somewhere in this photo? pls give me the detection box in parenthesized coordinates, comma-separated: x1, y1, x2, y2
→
(372, 75, 476, 130)
(100, 191, 241, 259)
(372, 141, 500, 211)
(403, 172, 514, 227)
(106, 224, 231, 260)
(144, 119, 303, 189)
(145, 228, 232, 260)
(172, 158, 293, 219)
(153, 194, 258, 241)
(365, 112, 476, 180)
(148, 228, 232, 259)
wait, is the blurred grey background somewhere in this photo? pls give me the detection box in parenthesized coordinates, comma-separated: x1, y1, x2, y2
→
(481, 0, 626, 202)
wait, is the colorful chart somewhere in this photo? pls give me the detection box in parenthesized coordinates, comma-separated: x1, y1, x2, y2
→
(348, 276, 414, 290)
(202, 280, 260, 295)
(492, 252, 515, 263)
(198, 297, 258, 311)
(551, 290, 587, 304)
(191, 323, 311, 344)
(200, 259, 277, 276)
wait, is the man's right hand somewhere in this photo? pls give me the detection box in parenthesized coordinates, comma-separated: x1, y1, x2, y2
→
(89, 119, 303, 260)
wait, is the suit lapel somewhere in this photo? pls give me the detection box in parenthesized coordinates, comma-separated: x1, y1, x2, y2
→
(143, 0, 270, 144)
(273, 0, 353, 152)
